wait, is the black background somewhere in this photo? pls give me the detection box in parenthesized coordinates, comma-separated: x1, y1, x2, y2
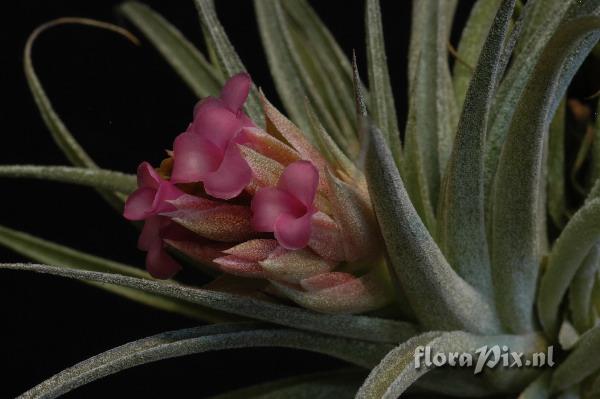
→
(0, 1, 475, 397)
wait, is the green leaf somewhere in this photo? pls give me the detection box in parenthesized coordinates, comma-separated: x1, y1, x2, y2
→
(365, 0, 402, 166)
(518, 371, 552, 399)
(365, 121, 500, 334)
(208, 369, 364, 399)
(17, 323, 387, 399)
(0, 263, 418, 344)
(0, 165, 136, 194)
(406, 0, 458, 210)
(437, 0, 515, 297)
(592, 100, 600, 183)
(193, 0, 263, 125)
(538, 198, 600, 337)
(24, 18, 137, 210)
(569, 244, 600, 332)
(119, 1, 223, 98)
(491, 16, 600, 333)
(452, 0, 502, 111)
(548, 99, 568, 228)
(552, 326, 600, 392)
(356, 330, 546, 399)
(0, 225, 227, 322)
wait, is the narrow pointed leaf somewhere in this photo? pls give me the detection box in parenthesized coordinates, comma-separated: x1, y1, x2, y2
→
(438, 0, 515, 297)
(365, 121, 500, 333)
(538, 198, 600, 337)
(119, 1, 223, 98)
(24, 18, 137, 209)
(0, 165, 136, 194)
(17, 323, 389, 399)
(452, 0, 502, 110)
(193, 0, 263, 125)
(552, 326, 600, 391)
(0, 263, 418, 344)
(491, 17, 600, 333)
(548, 99, 568, 227)
(365, 0, 402, 164)
(356, 330, 546, 399)
(0, 225, 228, 321)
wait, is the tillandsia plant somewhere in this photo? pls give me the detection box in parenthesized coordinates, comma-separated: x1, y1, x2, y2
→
(3, 0, 600, 397)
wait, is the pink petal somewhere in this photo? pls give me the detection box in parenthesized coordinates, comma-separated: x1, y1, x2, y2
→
(124, 187, 156, 220)
(171, 132, 223, 184)
(219, 72, 251, 113)
(138, 216, 164, 251)
(278, 161, 319, 208)
(152, 182, 184, 214)
(137, 162, 161, 189)
(192, 99, 242, 150)
(203, 143, 252, 200)
(274, 212, 314, 250)
(145, 245, 181, 279)
(300, 272, 356, 292)
(251, 188, 304, 232)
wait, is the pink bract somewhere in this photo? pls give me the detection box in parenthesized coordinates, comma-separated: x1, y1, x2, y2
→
(170, 73, 255, 200)
(251, 160, 319, 250)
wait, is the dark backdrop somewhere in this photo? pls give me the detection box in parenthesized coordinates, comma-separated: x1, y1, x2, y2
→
(1, 1, 472, 397)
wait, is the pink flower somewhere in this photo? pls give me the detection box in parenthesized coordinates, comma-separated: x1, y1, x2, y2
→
(124, 162, 184, 279)
(251, 161, 318, 250)
(170, 73, 255, 200)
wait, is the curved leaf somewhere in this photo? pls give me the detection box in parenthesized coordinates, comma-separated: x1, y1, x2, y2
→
(365, 121, 500, 334)
(193, 0, 263, 125)
(0, 165, 135, 194)
(17, 323, 387, 399)
(491, 16, 600, 333)
(569, 244, 600, 332)
(552, 326, 600, 391)
(24, 18, 138, 209)
(548, 99, 568, 228)
(438, 0, 515, 297)
(538, 198, 600, 337)
(0, 263, 418, 344)
(518, 371, 552, 399)
(356, 330, 546, 399)
(119, 1, 223, 98)
(365, 0, 402, 165)
(0, 225, 228, 322)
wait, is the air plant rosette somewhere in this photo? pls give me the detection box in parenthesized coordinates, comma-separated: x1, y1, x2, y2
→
(2, 0, 600, 398)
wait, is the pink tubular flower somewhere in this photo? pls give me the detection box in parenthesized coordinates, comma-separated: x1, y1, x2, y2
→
(251, 161, 318, 250)
(170, 73, 254, 200)
(123, 162, 184, 279)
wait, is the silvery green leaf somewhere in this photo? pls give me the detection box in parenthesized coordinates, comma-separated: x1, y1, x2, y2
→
(548, 99, 568, 228)
(208, 369, 364, 399)
(569, 244, 600, 332)
(558, 319, 580, 350)
(452, 0, 502, 111)
(0, 225, 226, 322)
(365, 121, 500, 333)
(406, 0, 458, 210)
(193, 0, 263, 125)
(518, 371, 552, 399)
(0, 165, 135, 194)
(356, 330, 546, 399)
(538, 198, 600, 337)
(491, 17, 600, 333)
(437, 0, 515, 297)
(0, 263, 418, 344)
(593, 100, 600, 183)
(552, 326, 600, 392)
(17, 323, 386, 399)
(365, 0, 402, 166)
(484, 0, 599, 207)
(24, 18, 137, 210)
(119, 1, 223, 98)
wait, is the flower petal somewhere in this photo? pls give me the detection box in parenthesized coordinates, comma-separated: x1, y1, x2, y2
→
(152, 182, 184, 214)
(137, 215, 164, 251)
(145, 245, 181, 279)
(219, 72, 251, 112)
(277, 160, 319, 208)
(251, 188, 304, 232)
(203, 143, 253, 199)
(137, 161, 161, 189)
(192, 99, 242, 150)
(123, 187, 156, 220)
(171, 132, 223, 184)
(274, 212, 313, 250)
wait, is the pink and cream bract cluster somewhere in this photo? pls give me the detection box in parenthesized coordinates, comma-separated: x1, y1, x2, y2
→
(124, 73, 391, 314)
